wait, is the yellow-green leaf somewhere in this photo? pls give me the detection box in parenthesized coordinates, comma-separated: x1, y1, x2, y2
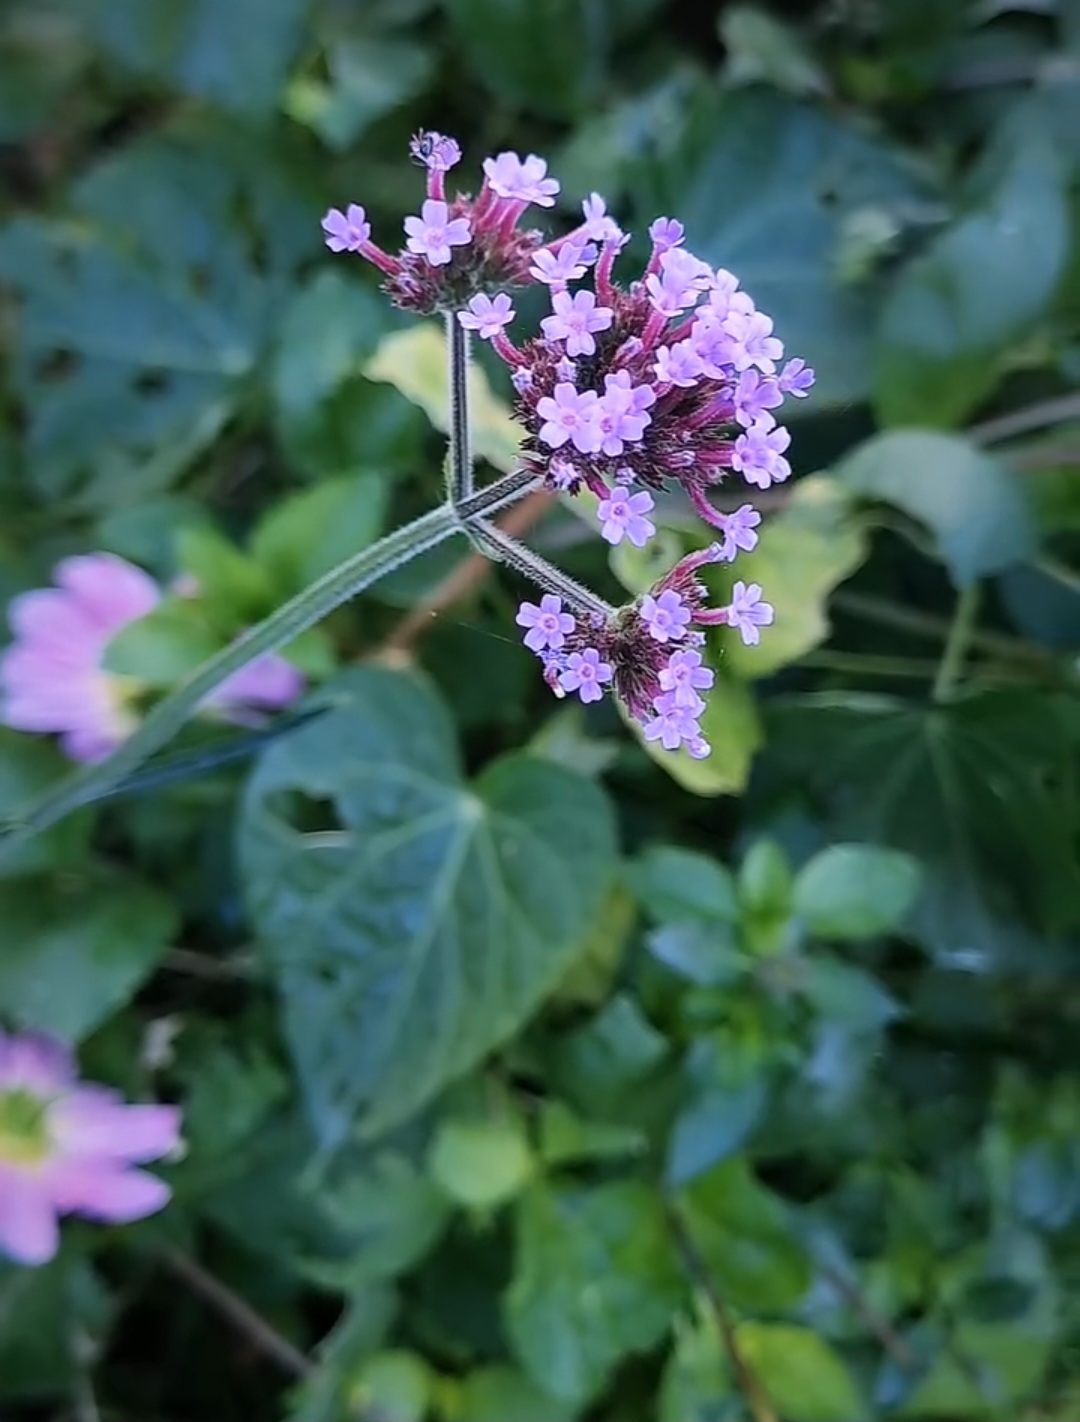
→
(710, 475, 866, 678)
(363, 323, 522, 472)
(627, 672, 762, 796)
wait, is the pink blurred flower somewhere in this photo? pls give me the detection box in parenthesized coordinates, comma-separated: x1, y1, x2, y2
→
(0, 1031, 180, 1266)
(0, 553, 304, 763)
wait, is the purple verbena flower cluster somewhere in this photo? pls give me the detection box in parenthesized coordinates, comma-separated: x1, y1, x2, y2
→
(322, 132, 813, 761)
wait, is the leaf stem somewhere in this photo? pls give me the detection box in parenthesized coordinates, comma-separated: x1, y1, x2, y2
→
(833, 589, 1044, 665)
(472, 518, 617, 621)
(969, 391, 1080, 446)
(0, 470, 539, 860)
(933, 583, 981, 703)
(161, 1246, 312, 1379)
(666, 1201, 778, 1422)
(446, 312, 473, 502)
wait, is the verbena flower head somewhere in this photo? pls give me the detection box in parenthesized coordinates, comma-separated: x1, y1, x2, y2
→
(0, 552, 304, 763)
(0, 1031, 180, 1266)
(517, 545, 774, 759)
(324, 135, 806, 756)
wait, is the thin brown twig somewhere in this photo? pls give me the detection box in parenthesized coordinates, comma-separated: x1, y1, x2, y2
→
(379, 488, 554, 656)
(969, 392, 1080, 447)
(666, 1202, 779, 1422)
(815, 1257, 917, 1372)
(161, 1246, 312, 1380)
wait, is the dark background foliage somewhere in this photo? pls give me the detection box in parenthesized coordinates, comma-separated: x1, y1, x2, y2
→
(1, 0, 1079, 1418)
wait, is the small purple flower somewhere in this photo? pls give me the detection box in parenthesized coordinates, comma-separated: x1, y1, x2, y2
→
(541, 289, 614, 358)
(642, 695, 705, 752)
(640, 589, 692, 643)
(725, 581, 775, 646)
(554, 356, 577, 383)
(530, 241, 597, 286)
(653, 340, 704, 387)
(209, 655, 305, 721)
(482, 152, 560, 206)
(596, 488, 656, 547)
(721, 309, 784, 373)
(536, 382, 603, 454)
(409, 130, 461, 172)
(648, 217, 685, 253)
(580, 193, 622, 243)
(458, 292, 515, 339)
(321, 204, 371, 253)
(596, 371, 655, 455)
(704, 270, 751, 320)
(0, 1031, 180, 1266)
(733, 369, 783, 428)
(403, 199, 472, 267)
(731, 420, 792, 488)
(713, 504, 762, 561)
(645, 248, 711, 316)
(559, 647, 613, 704)
(516, 594, 576, 653)
(779, 357, 815, 397)
(658, 648, 714, 709)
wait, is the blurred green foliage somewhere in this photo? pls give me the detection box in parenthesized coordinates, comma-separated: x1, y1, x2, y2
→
(1, 0, 1080, 1418)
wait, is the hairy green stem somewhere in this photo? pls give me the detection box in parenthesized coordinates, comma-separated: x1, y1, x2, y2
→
(933, 582, 981, 703)
(446, 312, 473, 503)
(0, 471, 538, 858)
(472, 518, 617, 621)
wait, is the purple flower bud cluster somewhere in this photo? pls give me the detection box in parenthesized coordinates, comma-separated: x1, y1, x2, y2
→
(514, 547, 774, 759)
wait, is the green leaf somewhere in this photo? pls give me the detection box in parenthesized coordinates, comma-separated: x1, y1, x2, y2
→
(444, 0, 605, 118)
(250, 472, 390, 596)
(766, 690, 1080, 963)
(0, 871, 176, 1041)
(835, 431, 1035, 585)
(102, 598, 222, 687)
(347, 1350, 431, 1422)
(451, 1365, 578, 1422)
(629, 672, 764, 796)
(0, 732, 90, 880)
(176, 526, 272, 621)
(738, 840, 794, 926)
(721, 5, 829, 96)
(800, 957, 901, 1030)
(429, 1114, 536, 1210)
(505, 1181, 683, 1405)
(272, 270, 386, 421)
(239, 668, 617, 1144)
(633, 846, 739, 924)
(794, 843, 923, 939)
(537, 1100, 647, 1168)
(709, 477, 867, 677)
(678, 1158, 811, 1311)
(647, 921, 745, 987)
(285, 37, 434, 151)
(736, 1323, 864, 1422)
(636, 88, 931, 404)
(667, 1048, 768, 1186)
(874, 139, 1069, 426)
(363, 324, 523, 473)
(0, 1247, 112, 1400)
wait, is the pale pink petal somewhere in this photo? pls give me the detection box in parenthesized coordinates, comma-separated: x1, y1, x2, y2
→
(54, 554, 160, 634)
(0, 1166, 60, 1265)
(6, 590, 103, 657)
(211, 655, 304, 713)
(48, 1162, 171, 1223)
(50, 1093, 181, 1164)
(60, 725, 125, 763)
(0, 1032, 75, 1093)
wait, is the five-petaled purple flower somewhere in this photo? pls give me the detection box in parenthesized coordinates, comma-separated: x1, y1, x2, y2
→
(640, 590, 692, 643)
(596, 488, 656, 547)
(658, 648, 714, 710)
(458, 292, 515, 339)
(482, 152, 560, 206)
(713, 504, 762, 562)
(536, 383, 603, 454)
(731, 420, 792, 488)
(559, 648, 613, 703)
(643, 696, 708, 757)
(0, 1031, 181, 1267)
(541, 290, 614, 358)
(322, 204, 371, 253)
(516, 595, 576, 653)
(724, 581, 775, 646)
(404, 199, 472, 267)
(530, 241, 597, 286)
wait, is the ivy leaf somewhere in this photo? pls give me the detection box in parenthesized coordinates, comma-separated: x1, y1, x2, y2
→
(793, 843, 923, 939)
(767, 690, 1080, 963)
(0, 871, 176, 1041)
(836, 431, 1035, 585)
(737, 1322, 864, 1422)
(505, 1181, 683, 1405)
(708, 477, 867, 678)
(239, 668, 617, 1144)
(364, 324, 523, 473)
(874, 137, 1069, 427)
